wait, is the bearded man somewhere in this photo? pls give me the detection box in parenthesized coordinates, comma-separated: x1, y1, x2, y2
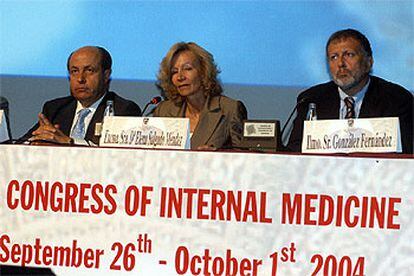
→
(287, 29, 413, 154)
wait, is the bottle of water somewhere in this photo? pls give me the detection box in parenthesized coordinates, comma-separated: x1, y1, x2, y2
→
(104, 100, 114, 117)
(306, 103, 317, 121)
(98, 100, 114, 137)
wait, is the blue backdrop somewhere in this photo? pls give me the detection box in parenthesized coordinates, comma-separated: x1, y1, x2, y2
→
(1, 0, 412, 90)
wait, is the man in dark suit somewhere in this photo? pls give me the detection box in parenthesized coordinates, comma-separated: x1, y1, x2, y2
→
(20, 46, 141, 145)
(287, 29, 413, 154)
(6, 47, 141, 275)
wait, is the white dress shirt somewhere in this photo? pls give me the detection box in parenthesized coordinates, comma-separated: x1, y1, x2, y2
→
(70, 94, 105, 145)
(338, 78, 370, 119)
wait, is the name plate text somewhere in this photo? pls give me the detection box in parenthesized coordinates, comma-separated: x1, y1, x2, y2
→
(100, 116, 190, 149)
(302, 117, 401, 153)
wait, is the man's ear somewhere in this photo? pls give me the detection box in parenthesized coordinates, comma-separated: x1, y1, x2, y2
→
(368, 56, 374, 68)
(365, 56, 374, 73)
(104, 69, 112, 84)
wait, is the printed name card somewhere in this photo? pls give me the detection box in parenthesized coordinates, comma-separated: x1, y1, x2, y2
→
(302, 117, 401, 154)
(0, 110, 9, 143)
(244, 121, 276, 137)
(99, 116, 190, 149)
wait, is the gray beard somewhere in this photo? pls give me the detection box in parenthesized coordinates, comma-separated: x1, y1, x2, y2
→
(333, 76, 357, 91)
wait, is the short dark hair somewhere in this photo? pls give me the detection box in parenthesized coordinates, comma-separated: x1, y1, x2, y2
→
(66, 46, 112, 71)
(326, 29, 372, 57)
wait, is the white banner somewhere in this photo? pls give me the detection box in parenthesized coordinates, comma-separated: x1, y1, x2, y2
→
(302, 117, 401, 154)
(0, 145, 413, 275)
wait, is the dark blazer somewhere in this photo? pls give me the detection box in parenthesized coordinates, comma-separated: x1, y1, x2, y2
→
(153, 95, 247, 149)
(20, 91, 142, 145)
(287, 76, 413, 154)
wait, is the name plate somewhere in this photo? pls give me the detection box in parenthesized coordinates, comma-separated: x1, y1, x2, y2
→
(240, 120, 281, 151)
(302, 117, 401, 154)
(100, 116, 190, 149)
(244, 121, 276, 137)
(0, 110, 9, 142)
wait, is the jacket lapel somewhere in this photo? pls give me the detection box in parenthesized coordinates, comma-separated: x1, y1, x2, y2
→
(191, 96, 223, 148)
(319, 83, 341, 119)
(85, 92, 111, 144)
(359, 77, 380, 118)
(58, 100, 77, 136)
(167, 101, 186, 117)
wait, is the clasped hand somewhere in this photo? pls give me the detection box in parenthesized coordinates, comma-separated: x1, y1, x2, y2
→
(29, 114, 72, 145)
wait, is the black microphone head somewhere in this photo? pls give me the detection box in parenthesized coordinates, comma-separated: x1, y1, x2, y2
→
(141, 96, 163, 116)
(151, 96, 162, 104)
(0, 96, 9, 109)
(297, 96, 310, 105)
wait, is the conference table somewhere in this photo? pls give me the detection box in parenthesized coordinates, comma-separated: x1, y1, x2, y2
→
(1, 144, 412, 275)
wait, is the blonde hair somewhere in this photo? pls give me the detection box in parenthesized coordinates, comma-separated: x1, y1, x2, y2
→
(156, 42, 223, 103)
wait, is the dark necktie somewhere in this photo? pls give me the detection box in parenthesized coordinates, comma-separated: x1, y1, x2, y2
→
(344, 97, 355, 119)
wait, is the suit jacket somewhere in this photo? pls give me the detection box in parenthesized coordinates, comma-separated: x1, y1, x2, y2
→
(21, 91, 142, 145)
(153, 95, 247, 149)
(287, 76, 413, 154)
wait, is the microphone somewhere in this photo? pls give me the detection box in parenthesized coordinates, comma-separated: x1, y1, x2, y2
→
(0, 96, 8, 110)
(280, 95, 311, 144)
(141, 96, 162, 116)
(0, 96, 12, 143)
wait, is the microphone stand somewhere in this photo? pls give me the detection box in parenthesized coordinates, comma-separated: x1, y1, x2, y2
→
(279, 97, 310, 148)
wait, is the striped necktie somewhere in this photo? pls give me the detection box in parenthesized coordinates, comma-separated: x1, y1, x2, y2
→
(71, 108, 91, 139)
(344, 97, 355, 119)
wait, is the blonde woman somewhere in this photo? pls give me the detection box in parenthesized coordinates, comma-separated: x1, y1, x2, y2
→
(154, 42, 247, 150)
